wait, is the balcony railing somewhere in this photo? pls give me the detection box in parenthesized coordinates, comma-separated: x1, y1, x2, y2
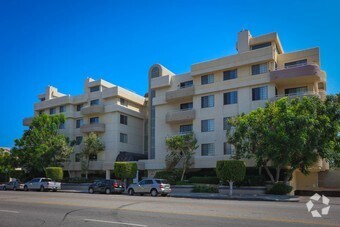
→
(80, 123, 105, 133)
(269, 91, 320, 102)
(165, 86, 195, 102)
(166, 109, 196, 124)
(81, 105, 105, 115)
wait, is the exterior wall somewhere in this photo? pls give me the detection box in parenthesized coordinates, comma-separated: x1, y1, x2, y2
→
(318, 170, 340, 188)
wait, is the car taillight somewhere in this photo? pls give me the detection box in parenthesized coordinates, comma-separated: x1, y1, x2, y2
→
(159, 184, 164, 188)
(113, 183, 118, 188)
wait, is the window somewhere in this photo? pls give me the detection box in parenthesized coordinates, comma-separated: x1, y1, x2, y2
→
(201, 119, 214, 132)
(120, 133, 128, 143)
(49, 108, 56, 115)
(75, 136, 83, 145)
(59, 123, 65, 129)
(76, 104, 83, 111)
(120, 98, 128, 107)
(224, 142, 235, 155)
(76, 119, 83, 128)
(180, 124, 193, 133)
(180, 102, 193, 110)
(201, 95, 214, 108)
(39, 110, 44, 115)
(89, 154, 97, 161)
(223, 117, 232, 130)
(224, 91, 238, 105)
(151, 67, 160, 78)
(90, 86, 100, 92)
(201, 74, 214, 85)
(250, 42, 271, 50)
(284, 86, 308, 95)
(201, 143, 215, 156)
(252, 86, 268, 101)
(120, 114, 128, 125)
(180, 80, 193, 88)
(59, 105, 66, 113)
(90, 117, 99, 124)
(223, 69, 237, 80)
(90, 99, 99, 106)
(252, 63, 268, 75)
(75, 153, 81, 162)
(284, 59, 307, 68)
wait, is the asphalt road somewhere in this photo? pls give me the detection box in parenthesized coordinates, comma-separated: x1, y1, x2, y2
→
(0, 191, 339, 227)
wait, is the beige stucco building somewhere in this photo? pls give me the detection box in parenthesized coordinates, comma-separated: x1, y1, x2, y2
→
(23, 78, 147, 179)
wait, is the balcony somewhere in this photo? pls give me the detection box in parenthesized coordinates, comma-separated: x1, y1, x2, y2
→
(81, 105, 105, 116)
(150, 75, 171, 89)
(166, 109, 195, 124)
(270, 64, 325, 86)
(269, 91, 321, 102)
(23, 117, 34, 126)
(165, 86, 195, 102)
(80, 123, 105, 133)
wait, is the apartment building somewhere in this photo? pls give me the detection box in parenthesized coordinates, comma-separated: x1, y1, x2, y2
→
(23, 78, 147, 179)
(146, 30, 328, 189)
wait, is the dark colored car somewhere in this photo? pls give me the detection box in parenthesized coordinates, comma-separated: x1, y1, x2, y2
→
(3, 181, 25, 191)
(88, 179, 125, 194)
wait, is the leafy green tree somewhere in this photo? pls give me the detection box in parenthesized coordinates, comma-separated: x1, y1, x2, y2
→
(216, 160, 246, 196)
(81, 132, 105, 179)
(11, 114, 73, 178)
(165, 133, 198, 181)
(45, 167, 63, 181)
(227, 95, 340, 184)
(114, 162, 137, 186)
(0, 148, 13, 181)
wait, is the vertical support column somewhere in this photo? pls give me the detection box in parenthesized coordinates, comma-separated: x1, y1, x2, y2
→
(133, 170, 139, 183)
(106, 170, 110, 180)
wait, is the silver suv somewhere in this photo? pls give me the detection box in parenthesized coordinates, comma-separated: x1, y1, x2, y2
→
(127, 179, 171, 197)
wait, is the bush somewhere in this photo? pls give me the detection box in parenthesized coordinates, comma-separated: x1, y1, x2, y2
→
(185, 169, 217, 178)
(188, 176, 220, 184)
(192, 184, 219, 193)
(45, 167, 63, 181)
(266, 182, 293, 195)
(154, 170, 181, 185)
(235, 175, 266, 187)
(216, 160, 246, 183)
(114, 162, 137, 180)
(175, 181, 192, 185)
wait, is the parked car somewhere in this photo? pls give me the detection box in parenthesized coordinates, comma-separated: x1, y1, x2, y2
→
(3, 181, 25, 191)
(24, 178, 61, 192)
(127, 179, 171, 197)
(88, 179, 125, 194)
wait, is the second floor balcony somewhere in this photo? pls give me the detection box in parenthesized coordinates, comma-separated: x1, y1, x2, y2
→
(81, 104, 105, 116)
(165, 86, 195, 102)
(166, 109, 196, 124)
(80, 123, 105, 133)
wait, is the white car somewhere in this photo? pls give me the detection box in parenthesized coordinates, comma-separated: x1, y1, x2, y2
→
(24, 178, 61, 192)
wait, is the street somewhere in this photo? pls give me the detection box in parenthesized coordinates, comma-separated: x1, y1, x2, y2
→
(0, 191, 339, 226)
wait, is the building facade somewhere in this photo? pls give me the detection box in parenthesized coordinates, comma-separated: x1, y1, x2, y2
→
(23, 78, 147, 179)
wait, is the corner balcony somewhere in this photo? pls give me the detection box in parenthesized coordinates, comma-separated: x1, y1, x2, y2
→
(23, 117, 34, 126)
(269, 91, 321, 102)
(166, 109, 196, 124)
(165, 86, 195, 102)
(80, 123, 105, 133)
(270, 64, 325, 86)
(81, 105, 105, 116)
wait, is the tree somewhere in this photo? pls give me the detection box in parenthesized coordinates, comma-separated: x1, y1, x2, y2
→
(227, 95, 340, 184)
(165, 133, 198, 181)
(11, 114, 73, 178)
(114, 162, 137, 186)
(81, 132, 105, 179)
(216, 160, 245, 196)
(0, 148, 13, 181)
(45, 167, 63, 181)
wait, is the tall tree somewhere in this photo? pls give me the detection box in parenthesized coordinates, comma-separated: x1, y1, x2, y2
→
(227, 95, 340, 183)
(11, 114, 73, 178)
(0, 148, 12, 181)
(165, 133, 198, 181)
(81, 132, 105, 179)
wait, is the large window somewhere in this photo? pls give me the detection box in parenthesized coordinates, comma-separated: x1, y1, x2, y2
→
(59, 105, 66, 113)
(90, 99, 99, 106)
(76, 104, 83, 111)
(250, 42, 271, 50)
(201, 95, 214, 108)
(223, 69, 237, 80)
(120, 133, 128, 143)
(284, 86, 308, 95)
(201, 143, 215, 156)
(201, 74, 214, 85)
(75, 136, 83, 145)
(59, 123, 65, 129)
(76, 119, 83, 128)
(252, 86, 268, 101)
(223, 117, 232, 131)
(180, 102, 193, 110)
(180, 124, 193, 133)
(120, 114, 128, 125)
(224, 91, 238, 105)
(120, 98, 128, 107)
(201, 119, 214, 132)
(49, 108, 56, 115)
(224, 142, 235, 155)
(90, 86, 100, 92)
(180, 80, 193, 88)
(252, 63, 268, 75)
(151, 67, 160, 78)
(90, 117, 99, 124)
(284, 59, 307, 68)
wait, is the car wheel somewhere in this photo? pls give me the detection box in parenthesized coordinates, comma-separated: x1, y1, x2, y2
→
(40, 186, 45, 192)
(13, 187, 17, 191)
(24, 186, 28, 191)
(128, 189, 135, 196)
(105, 188, 111, 194)
(88, 188, 94, 194)
(3, 186, 6, 191)
(151, 189, 158, 197)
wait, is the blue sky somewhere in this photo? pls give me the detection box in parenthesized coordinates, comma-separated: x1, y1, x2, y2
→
(0, 0, 339, 147)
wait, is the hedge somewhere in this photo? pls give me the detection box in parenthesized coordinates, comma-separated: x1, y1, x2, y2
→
(267, 182, 293, 195)
(154, 170, 181, 185)
(45, 167, 63, 181)
(192, 184, 219, 193)
(188, 176, 220, 185)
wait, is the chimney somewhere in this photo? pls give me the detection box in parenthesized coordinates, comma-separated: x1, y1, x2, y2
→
(236, 29, 251, 54)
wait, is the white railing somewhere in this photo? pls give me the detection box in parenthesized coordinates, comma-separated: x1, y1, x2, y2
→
(271, 91, 320, 101)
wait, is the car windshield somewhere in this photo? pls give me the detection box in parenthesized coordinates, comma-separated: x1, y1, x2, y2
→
(156, 179, 169, 184)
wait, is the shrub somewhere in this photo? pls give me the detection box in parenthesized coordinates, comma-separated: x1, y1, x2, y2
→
(45, 167, 63, 181)
(114, 162, 137, 180)
(188, 176, 220, 184)
(175, 181, 192, 185)
(154, 170, 181, 185)
(192, 184, 219, 193)
(185, 169, 217, 178)
(266, 182, 293, 195)
(235, 175, 266, 187)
